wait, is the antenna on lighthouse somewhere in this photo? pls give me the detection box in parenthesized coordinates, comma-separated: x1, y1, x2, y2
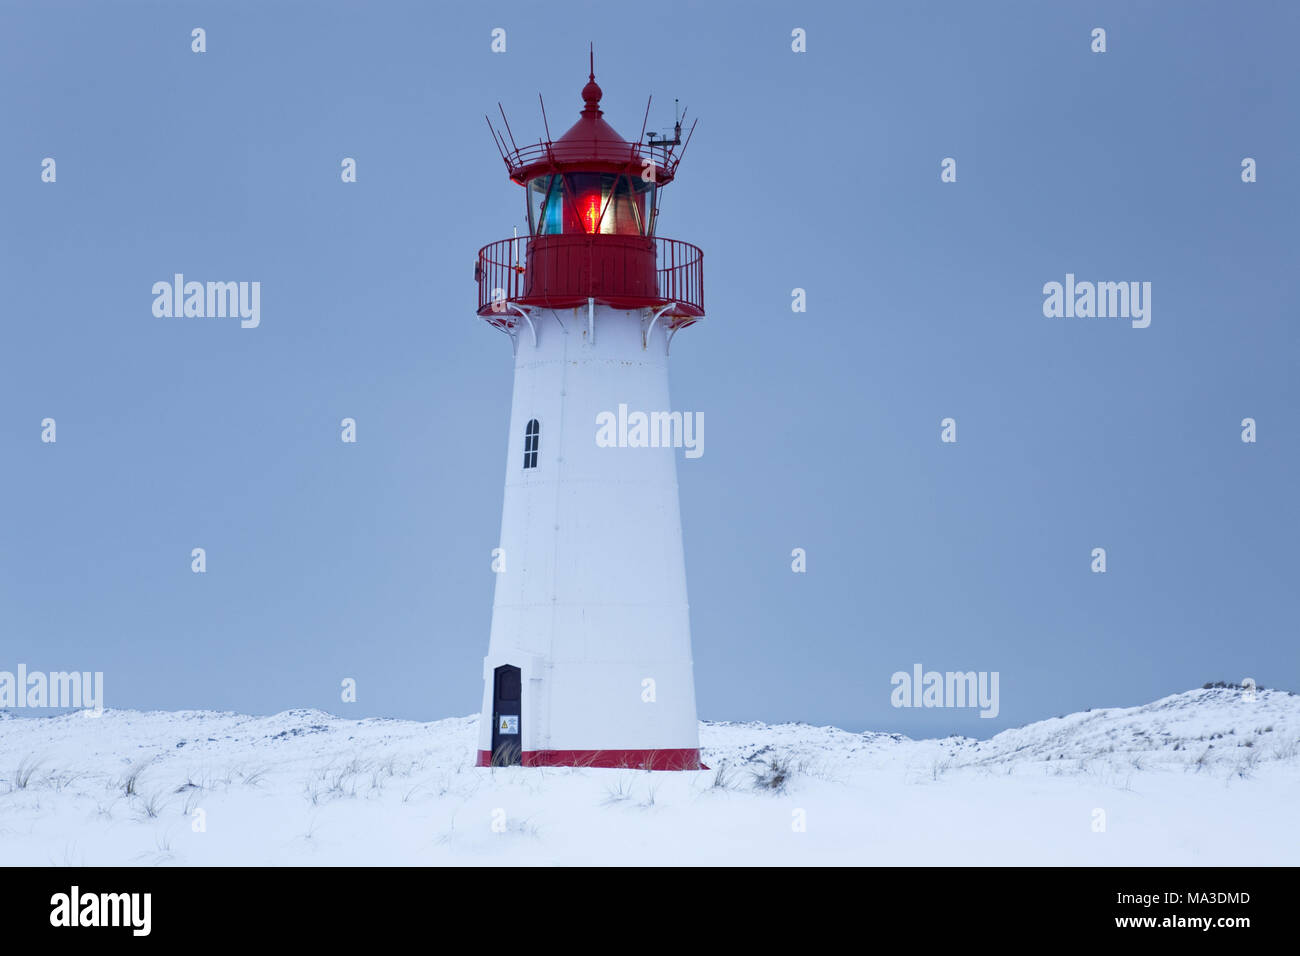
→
(647, 98, 684, 147)
(538, 93, 552, 143)
(637, 95, 652, 144)
(497, 103, 520, 154)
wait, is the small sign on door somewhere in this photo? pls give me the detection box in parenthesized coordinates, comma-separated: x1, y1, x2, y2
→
(498, 715, 519, 734)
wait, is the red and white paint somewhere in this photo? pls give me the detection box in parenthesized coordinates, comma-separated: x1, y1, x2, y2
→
(473, 60, 705, 770)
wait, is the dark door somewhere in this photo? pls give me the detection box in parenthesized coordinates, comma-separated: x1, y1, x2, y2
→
(490, 664, 522, 766)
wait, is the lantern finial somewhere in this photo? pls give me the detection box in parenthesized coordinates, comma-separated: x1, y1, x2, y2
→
(582, 45, 602, 114)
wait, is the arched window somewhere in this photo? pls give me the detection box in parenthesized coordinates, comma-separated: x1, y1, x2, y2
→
(523, 419, 540, 469)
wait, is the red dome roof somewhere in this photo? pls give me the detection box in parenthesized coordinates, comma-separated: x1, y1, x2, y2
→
(506, 68, 675, 185)
(548, 74, 636, 164)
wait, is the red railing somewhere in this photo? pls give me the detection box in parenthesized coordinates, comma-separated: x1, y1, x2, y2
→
(655, 237, 704, 317)
(496, 140, 686, 186)
(475, 235, 703, 319)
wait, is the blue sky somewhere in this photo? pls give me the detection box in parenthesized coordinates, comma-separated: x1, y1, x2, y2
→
(1, 0, 1296, 736)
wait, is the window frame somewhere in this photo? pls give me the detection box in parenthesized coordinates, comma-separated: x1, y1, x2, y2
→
(523, 418, 540, 470)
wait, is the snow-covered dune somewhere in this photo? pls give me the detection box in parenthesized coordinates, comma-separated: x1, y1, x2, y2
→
(1, 685, 1296, 865)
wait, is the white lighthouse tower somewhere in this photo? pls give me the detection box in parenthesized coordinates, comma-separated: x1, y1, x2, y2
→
(474, 61, 704, 770)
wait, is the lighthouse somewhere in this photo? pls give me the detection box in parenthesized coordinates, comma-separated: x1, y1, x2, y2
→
(473, 58, 705, 770)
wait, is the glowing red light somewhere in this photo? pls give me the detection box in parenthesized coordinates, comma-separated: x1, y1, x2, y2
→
(583, 194, 601, 233)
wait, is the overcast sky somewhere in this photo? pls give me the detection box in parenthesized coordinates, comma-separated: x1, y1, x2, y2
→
(2, 0, 1296, 736)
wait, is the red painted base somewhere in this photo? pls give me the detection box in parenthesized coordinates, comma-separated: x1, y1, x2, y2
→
(476, 748, 704, 771)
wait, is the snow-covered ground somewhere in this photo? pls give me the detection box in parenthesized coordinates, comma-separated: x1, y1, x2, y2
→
(1, 685, 1296, 865)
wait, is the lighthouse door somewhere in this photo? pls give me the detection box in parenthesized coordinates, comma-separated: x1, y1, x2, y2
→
(491, 665, 523, 766)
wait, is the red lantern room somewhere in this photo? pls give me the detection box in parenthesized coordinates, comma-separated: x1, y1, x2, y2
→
(477, 56, 704, 332)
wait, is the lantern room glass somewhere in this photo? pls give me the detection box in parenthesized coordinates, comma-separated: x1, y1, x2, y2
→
(526, 173, 653, 237)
